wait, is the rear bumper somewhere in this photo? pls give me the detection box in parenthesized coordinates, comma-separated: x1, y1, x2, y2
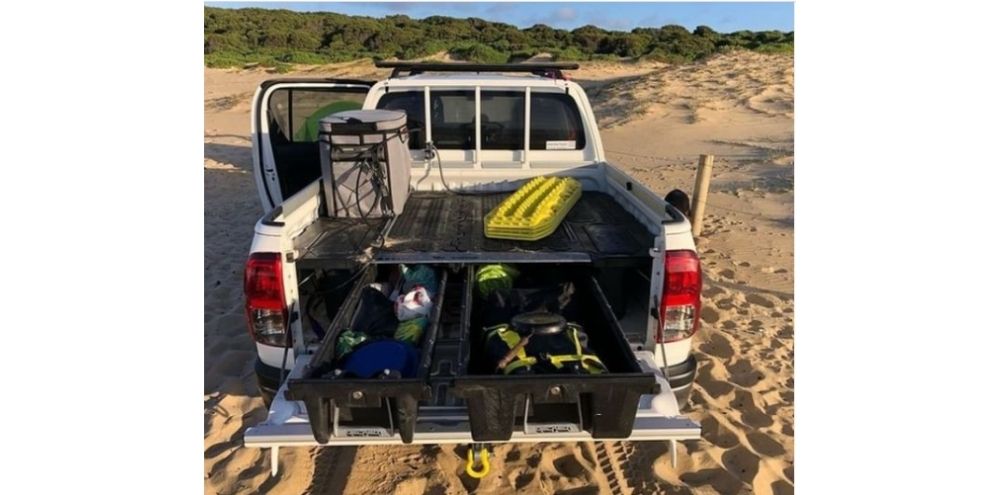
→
(666, 355, 697, 390)
(243, 351, 702, 448)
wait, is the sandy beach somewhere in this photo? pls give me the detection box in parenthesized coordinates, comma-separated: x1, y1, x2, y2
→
(204, 51, 794, 494)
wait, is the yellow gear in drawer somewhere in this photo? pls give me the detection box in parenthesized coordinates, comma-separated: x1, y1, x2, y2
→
(484, 176, 582, 241)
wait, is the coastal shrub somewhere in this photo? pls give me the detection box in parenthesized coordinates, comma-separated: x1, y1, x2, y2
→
(203, 6, 793, 68)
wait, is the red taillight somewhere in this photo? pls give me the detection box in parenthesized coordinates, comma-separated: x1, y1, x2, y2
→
(244, 252, 289, 347)
(658, 250, 702, 343)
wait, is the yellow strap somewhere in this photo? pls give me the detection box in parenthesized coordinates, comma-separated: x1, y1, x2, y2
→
(490, 325, 528, 360)
(579, 355, 607, 374)
(502, 356, 537, 374)
(490, 324, 605, 374)
(569, 325, 583, 356)
(488, 325, 536, 374)
(547, 354, 607, 374)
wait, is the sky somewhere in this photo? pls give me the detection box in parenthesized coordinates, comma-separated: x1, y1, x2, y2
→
(204, 2, 794, 33)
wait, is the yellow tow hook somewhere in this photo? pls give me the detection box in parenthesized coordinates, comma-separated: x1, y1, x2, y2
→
(465, 443, 490, 479)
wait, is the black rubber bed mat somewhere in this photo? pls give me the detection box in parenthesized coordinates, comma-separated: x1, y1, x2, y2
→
(376, 192, 653, 262)
(294, 217, 389, 270)
(296, 191, 654, 267)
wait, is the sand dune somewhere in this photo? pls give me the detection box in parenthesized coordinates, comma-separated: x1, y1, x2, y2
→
(205, 51, 794, 494)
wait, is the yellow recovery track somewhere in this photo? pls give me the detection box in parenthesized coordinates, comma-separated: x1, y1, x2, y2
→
(484, 176, 582, 241)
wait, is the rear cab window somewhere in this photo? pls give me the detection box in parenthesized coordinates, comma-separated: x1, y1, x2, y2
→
(373, 84, 590, 167)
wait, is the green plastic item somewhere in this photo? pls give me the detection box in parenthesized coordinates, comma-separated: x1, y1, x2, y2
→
(294, 100, 364, 142)
(334, 329, 368, 360)
(394, 317, 428, 345)
(475, 264, 520, 299)
(401, 264, 438, 296)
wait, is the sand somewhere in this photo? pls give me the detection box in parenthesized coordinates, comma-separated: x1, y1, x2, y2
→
(205, 51, 794, 494)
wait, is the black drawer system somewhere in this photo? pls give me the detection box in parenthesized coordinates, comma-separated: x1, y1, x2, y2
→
(286, 265, 658, 444)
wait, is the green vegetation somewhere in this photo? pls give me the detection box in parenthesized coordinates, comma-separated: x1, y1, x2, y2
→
(204, 7, 793, 68)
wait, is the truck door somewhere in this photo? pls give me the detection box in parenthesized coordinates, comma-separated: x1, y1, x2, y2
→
(251, 80, 373, 211)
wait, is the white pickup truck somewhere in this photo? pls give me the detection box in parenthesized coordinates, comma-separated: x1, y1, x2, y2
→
(241, 62, 703, 476)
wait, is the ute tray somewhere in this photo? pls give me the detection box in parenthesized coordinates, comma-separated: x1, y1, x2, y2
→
(379, 191, 652, 263)
(295, 191, 653, 267)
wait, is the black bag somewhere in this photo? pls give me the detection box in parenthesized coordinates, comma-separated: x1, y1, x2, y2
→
(480, 281, 579, 328)
(351, 287, 398, 339)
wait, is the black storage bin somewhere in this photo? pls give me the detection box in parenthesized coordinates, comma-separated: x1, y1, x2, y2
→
(453, 268, 659, 441)
(286, 265, 447, 444)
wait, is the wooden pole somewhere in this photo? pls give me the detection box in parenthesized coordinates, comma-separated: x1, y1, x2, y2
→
(690, 154, 714, 237)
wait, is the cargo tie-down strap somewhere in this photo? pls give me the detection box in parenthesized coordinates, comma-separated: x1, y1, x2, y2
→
(485, 323, 607, 375)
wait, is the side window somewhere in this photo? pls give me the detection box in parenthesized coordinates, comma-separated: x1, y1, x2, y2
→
(265, 87, 368, 200)
(481, 91, 525, 150)
(267, 88, 366, 143)
(530, 93, 586, 150)
(375, 91, 425, 149)
(430, 91, 475, 150)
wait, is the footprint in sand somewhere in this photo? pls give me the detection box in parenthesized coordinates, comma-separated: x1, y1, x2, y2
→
(772, 479, 795, 495)
(747, 431, 786, 457)
(696, 361, 736, 399)
(680, 467, 746, 494)
(721, 445, 761, 485)
(701, 305, 721, 324)
(730, 390, 774, 428)
(746, 293, 776, 308)
(552, 454, 588, 479)
(699, 333, 735, 359)
(700, 415, 741, 449)
(726, 358, 766, 388)
(703, 285, 726, 298)
(777, 324, 793, 339)
(510, 469, 536, 490)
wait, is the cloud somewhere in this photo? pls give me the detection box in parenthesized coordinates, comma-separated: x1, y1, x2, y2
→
(525, 6, 579, 27)
(552, 7, 577, 22)
(379, 2, 415, 13)
(486, 3, 515, 15)
(581, 12, 633, 32)
(606, 19, 632, 31)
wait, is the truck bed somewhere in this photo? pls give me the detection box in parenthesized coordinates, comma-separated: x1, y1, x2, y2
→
(295, 191, 655, 268)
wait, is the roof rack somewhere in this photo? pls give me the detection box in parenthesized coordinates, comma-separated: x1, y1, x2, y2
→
(374, 61, 579, 79)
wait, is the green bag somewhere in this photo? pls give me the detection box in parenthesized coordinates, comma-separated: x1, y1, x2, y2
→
(394, 317, 428, 345)
(334, 329, 368, 361)
(475, 264, 520, 299)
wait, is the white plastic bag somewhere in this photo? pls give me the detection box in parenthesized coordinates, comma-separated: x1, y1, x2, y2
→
(395, 285, 433, 321)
